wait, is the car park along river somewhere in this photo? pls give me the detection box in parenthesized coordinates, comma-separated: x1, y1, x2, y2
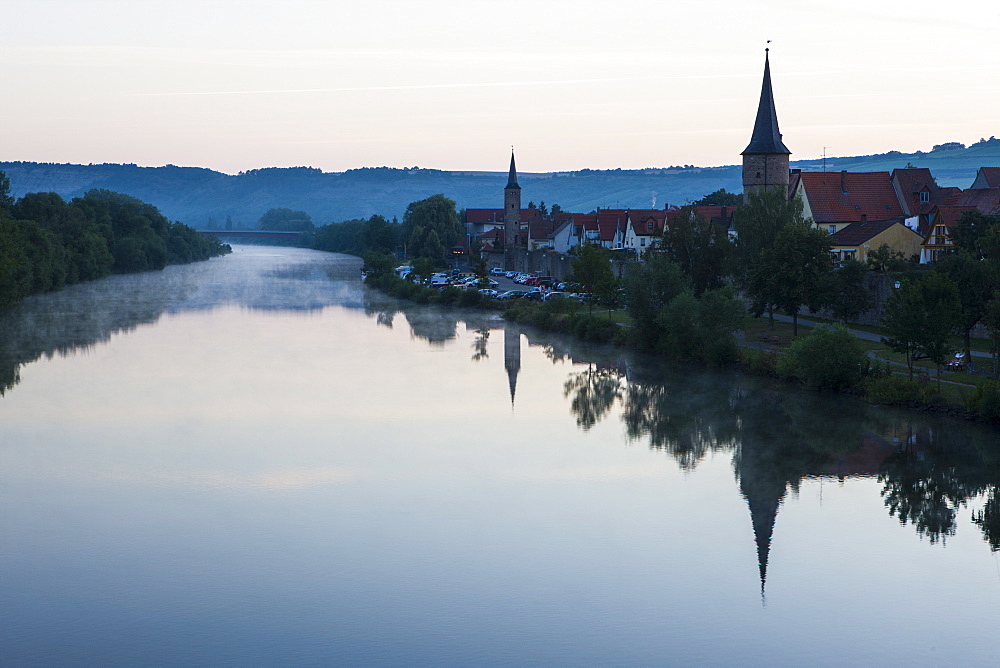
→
(2, 245, 999, 665)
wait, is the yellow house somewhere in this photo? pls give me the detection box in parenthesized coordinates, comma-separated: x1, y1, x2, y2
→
(828, 220, 923, 266)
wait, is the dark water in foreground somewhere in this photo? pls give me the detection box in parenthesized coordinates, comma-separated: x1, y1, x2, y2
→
(1, 246, 999, 665)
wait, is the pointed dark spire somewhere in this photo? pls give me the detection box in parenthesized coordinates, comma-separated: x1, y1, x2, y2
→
(747, 490, 781, 598)
(504, 326, 521, 407)
(506, 150, 521, 190)
(742, 50, 791, 156)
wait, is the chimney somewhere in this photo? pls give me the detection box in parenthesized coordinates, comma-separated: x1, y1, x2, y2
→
(841, 170, 848, 194)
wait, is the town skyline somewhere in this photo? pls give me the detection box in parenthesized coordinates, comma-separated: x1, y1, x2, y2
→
(3, 0, 998, 174)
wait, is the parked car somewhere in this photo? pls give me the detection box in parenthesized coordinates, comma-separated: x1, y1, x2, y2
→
(497, 290, 529, 300)
(542, 291, 569, 302)
(478, 288, 499, 298)
(489, 267, 506, 276)
(505, 271, 517, 278)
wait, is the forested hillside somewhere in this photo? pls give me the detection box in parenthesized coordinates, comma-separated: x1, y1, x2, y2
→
(2, 138, 997, 228)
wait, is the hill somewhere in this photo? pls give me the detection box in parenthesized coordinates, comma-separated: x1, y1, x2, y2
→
(3, 139, 998, 228)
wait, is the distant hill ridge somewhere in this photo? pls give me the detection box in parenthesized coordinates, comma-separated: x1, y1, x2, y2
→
(3, 139, 998, 228)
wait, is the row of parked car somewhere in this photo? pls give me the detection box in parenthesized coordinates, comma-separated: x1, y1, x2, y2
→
(489, 268, 568, 290)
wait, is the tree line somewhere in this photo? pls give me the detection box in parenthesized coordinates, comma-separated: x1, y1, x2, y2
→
(0, 172, 231, 311)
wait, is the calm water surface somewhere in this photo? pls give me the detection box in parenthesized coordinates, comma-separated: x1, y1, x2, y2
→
(2, 246, 999, 665)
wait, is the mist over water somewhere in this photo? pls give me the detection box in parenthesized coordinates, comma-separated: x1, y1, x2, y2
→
(1, 246, 999, 665)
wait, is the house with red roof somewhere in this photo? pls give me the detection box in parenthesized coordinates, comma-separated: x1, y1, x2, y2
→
(971, 167, 1000, 189)
(919, 187, 1000, 263)
(889, 167, 961, 236)
(592, 209, 629, 250)
(623, 209, 667, 256)
(793, 170, 904, 235)
(921, 205, 976, 263)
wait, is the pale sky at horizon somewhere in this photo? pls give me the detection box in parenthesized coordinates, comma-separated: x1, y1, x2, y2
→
(3, 0, 998, 174)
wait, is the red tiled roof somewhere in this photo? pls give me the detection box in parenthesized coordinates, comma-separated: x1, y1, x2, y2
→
(595, 209, 628, 241)
(890, 167, 951, 216)
(627, 209, 667, 235)
(799, 171, 903, 223)
(932, 205, 978, 228)
(529, 219, 556, 239)
(955, 188, 1000, 216)
(977, 167, 1000, 188)
(466, 208, 504, 224)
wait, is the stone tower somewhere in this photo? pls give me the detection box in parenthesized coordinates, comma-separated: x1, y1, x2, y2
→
(504, 151, 521, 271)
(742, 50, 791, 199)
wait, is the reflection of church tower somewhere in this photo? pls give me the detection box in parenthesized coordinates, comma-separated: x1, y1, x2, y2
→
(741, 49, 791, 200)
(504, 151, 522, 271)
(504, 323, 521, 407)
(736, 447, 787, 602)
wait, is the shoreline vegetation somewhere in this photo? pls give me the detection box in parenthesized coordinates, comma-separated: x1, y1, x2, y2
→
(364, 266, 1000, 425)
(0, 174, 231, 312)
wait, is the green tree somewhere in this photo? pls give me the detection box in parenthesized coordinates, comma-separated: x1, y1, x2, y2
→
(935, 250, 999, 370)
(882, 273, 960, 383)
(621, 255, 689, 347)
(821, 260, 873, 323)
(662, 205, 731, 295)
(403, 194, 461, 260)
(0, 172, 14, 215)
(693, 188, 741, 206)
(734, 188, 817, 328)
(362, 214, 398, 254)
(750, 222, 831, 336)
(550, 203, 563, 216)
(952, 210, 1000, 260)
(866, 243, 911, 272)
(568, 243, 617, 312)
(785, 324, 867, 391)
(985, 298, 1000, 379)
(258, 207, 314, 232)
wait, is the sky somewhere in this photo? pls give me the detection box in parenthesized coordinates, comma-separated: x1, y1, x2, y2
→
(3, 0, 998, 174)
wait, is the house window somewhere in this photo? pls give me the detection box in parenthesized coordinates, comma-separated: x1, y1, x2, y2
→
(920, 191, 930, 204)
(828, 225, 836, 234)
(640, 237, 646, 246)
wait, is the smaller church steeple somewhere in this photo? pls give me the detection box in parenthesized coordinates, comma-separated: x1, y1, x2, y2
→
(504, 149, 522, 270)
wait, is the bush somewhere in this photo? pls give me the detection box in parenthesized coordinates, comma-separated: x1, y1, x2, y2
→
(743, 349, 777, 376)
(967, 381, 1000, 422)
(865, 374, 933, 405)
(784, 325, 867, 391)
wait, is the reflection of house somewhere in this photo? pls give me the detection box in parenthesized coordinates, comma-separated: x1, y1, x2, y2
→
(828, 219, 923, 266)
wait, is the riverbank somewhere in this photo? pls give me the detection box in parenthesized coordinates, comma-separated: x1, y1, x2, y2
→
(366, 272, 1000, 425)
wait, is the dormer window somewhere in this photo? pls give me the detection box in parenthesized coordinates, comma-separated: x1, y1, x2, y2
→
(919, 191, 930, 204)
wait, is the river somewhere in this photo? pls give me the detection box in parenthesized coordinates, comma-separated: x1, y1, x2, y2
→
(1, 246, 999, 665)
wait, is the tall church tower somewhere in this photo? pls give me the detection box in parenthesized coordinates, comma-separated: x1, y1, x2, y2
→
(504, 151, 521, 271)
(742, 50, 791, 200)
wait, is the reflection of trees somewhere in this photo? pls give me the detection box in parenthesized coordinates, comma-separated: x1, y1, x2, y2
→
(472, 327, 489, 362)
(563, 365, 624, 430)
(878, 426, 999, 545)
(620, 379, 737, 470)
